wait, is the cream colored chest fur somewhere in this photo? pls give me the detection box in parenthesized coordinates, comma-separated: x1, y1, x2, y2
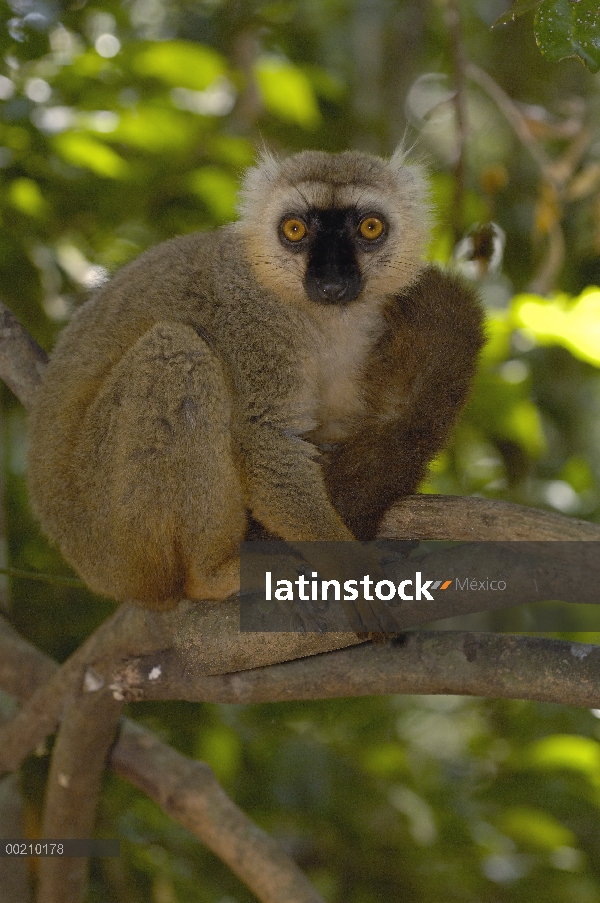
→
(293, 299, 385, 445)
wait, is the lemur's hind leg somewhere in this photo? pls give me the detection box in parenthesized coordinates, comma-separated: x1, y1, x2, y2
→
(75, 321, 246, 608)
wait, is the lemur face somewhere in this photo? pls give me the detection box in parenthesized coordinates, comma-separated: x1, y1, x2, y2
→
(236, 148, 430, 308)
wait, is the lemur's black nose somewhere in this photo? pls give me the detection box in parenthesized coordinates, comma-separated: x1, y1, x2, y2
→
(319, 281, 349, 303)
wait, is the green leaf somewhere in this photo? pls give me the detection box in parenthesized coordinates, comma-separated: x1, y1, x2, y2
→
(494, 0, 543, 28)
(499, 806, 576, 850)
(208, 134, 255, 168)
(534, 0, 600, 73)
(528, 734, 600, 783)
(187, 166, 239, 222)
(361, 743, 407, 776)
(71, 51, 106, 79)
(132, 41, 227, 91)
(559, 455, 594, 493)
(255, 56, 321, 129)
(502, 399, 546, 456)
(53, 133, 129, 178)
(107, 106, 200, 153)
(195, 724, 241, 784)
(8, 178, 47, 217)
(513, 287, 600, 367)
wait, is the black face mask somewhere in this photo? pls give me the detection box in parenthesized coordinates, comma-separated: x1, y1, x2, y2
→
(302, 208, 364, 305)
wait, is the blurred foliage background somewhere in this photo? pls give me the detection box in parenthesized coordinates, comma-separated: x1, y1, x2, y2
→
(2, 0, 600, 900)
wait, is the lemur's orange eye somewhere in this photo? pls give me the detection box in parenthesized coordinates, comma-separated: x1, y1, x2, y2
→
(281, 218, 307, 242)
(359, 216, 384, 240)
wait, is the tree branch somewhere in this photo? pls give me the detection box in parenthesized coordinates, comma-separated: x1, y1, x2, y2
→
(7, 616, 600, 901)
(113, 720, 327, 903)
(2, 481, 598, 770)
(100, 631, 600, 710)
(0, 617, 328, 903)
(37, 690, 123, 903)
(0, 599, 362, 773)
(5, 532, 600, 771)
(0, 301, 47, 410)
(0, 605, 153, 774)
(380, 494, 600, 540)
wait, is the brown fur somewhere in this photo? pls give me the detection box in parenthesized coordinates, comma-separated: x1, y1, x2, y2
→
(27, 148, 484, 609)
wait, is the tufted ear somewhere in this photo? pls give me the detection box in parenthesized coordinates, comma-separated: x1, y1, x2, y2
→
(388, 140, 410, 171)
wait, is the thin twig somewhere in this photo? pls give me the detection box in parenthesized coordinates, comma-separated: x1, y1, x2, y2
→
(464, 62, 569, 291)
(466, 63, 553, 175)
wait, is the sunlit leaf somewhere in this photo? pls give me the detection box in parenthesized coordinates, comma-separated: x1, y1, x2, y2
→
(534, 0, 600, 73)
(479, 313, 512, 366)
(8, 178, 47, 217)
(133, 41, 227, 91)
(53, 133, 129, 178)
(513, 287, 600, 367)
(528, 734, 600, 782)
(107, 106, 201, 152)
(499, 806, 576, 849)
(254, 56, 321, 129)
